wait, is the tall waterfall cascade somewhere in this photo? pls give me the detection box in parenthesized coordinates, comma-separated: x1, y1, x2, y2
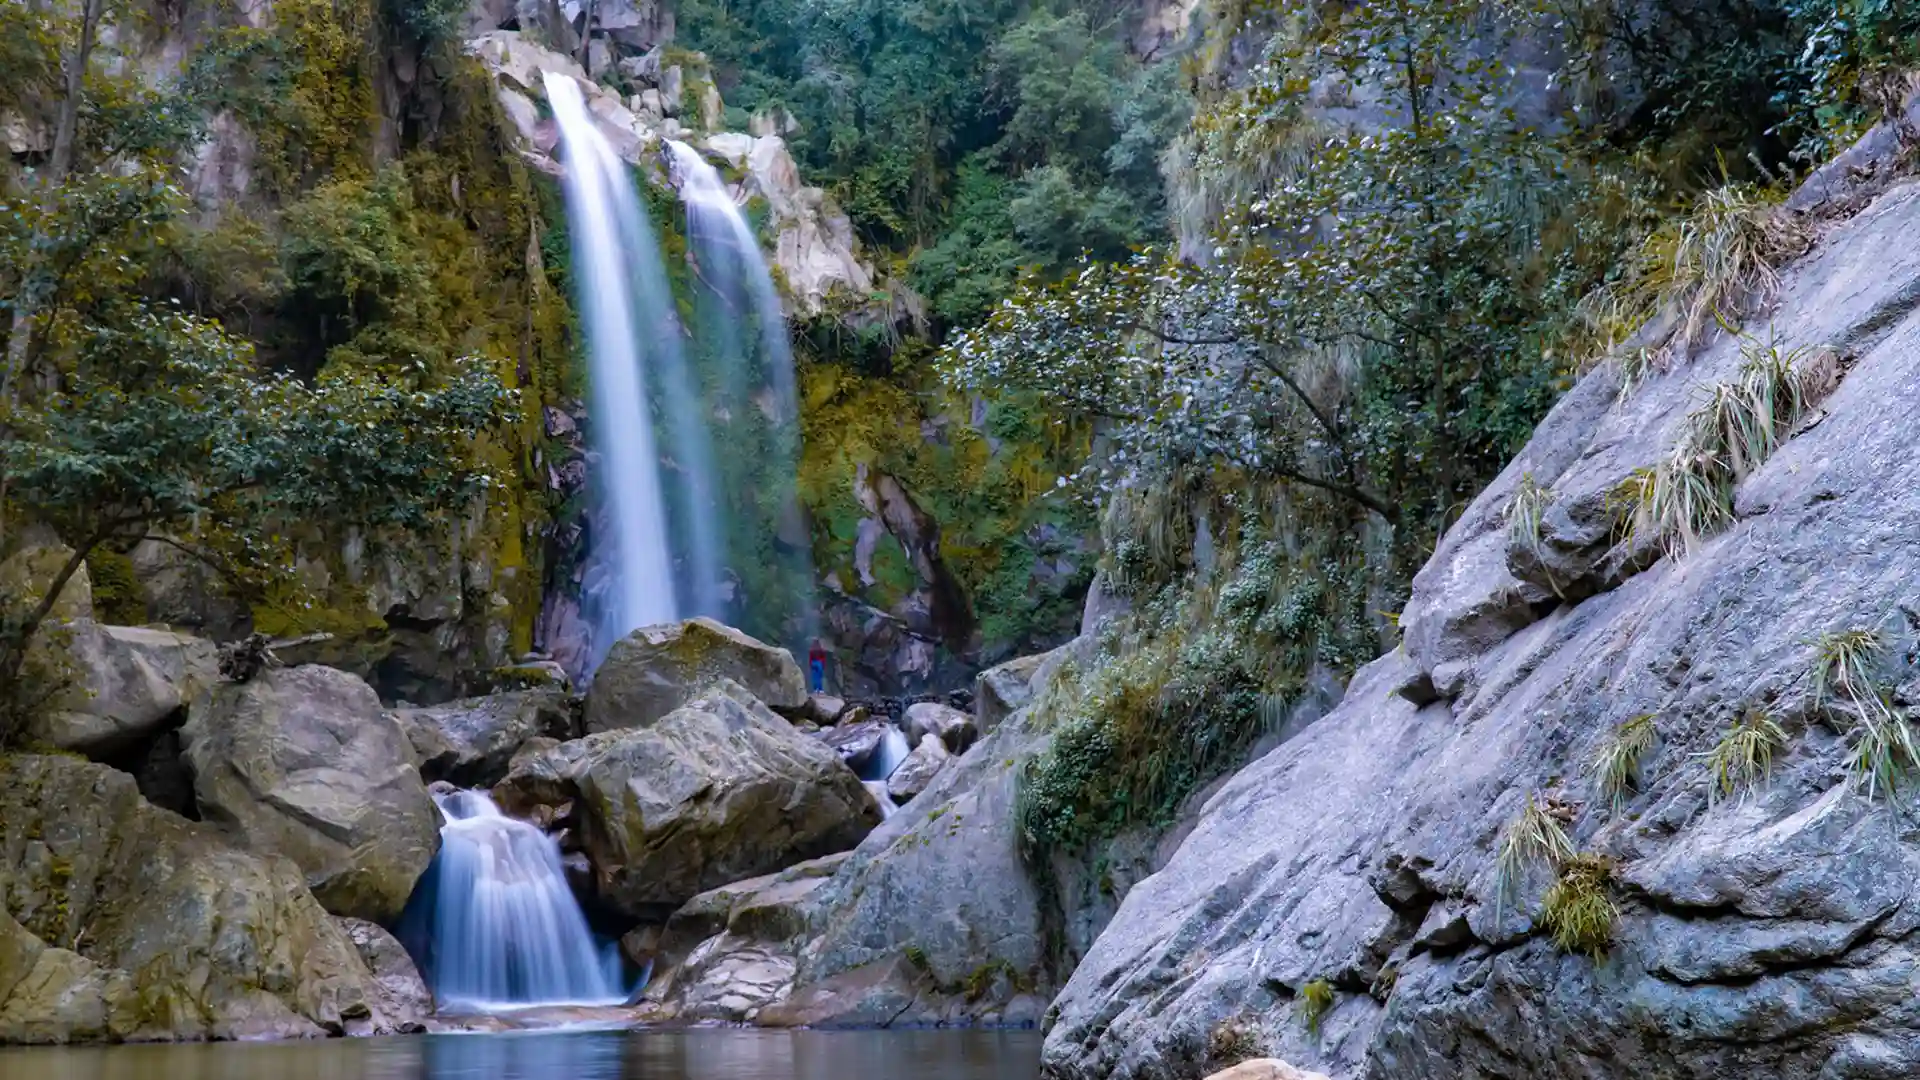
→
(404, 789, 629, 1010)
(545, 72, 714, 659)
(544, 73, 815, 672)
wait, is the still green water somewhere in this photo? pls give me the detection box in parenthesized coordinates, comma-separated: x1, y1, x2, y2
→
(0, 1029, 1042, 1080)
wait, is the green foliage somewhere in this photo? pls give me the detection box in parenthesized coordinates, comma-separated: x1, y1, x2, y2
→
(1594, 713, 1658, 809)
(1701, 710, 1787, 804)
(85, 550, 143, 625)
(1541, 854, 1619, 960)
(678, 0, 1189, 332)
(1299, 978, 1335, 1035)
(1016, 498, 1380, 856)
(945, 0, 1622, 547)
(1495, 793, 1576, 912)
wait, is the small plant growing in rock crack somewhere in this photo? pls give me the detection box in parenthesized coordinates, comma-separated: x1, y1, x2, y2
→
(1494, 793, 1576, 914)
(1506, 473, 1553, 562)
(1206, 1015, 1267, 1065)
(1812, 627, 1918, 800)
(1624, 332, 1836, 558)
(1541, 853, 1619, 960)
(1701, 709, 1788, 805)
(1299, 978, 1335, 1036)
(1593, 713, 1657, 809)
(1370, 964, 1399, 1001)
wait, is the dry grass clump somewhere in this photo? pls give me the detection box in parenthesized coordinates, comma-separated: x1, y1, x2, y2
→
(1541, 853, 1619, 960)
(1812, 628, 1920, 800)
(1624, 335, 1836, 557)
(1580, 181, 1812, 373)
(1700, 709, 1788, 805)
(1593, 713, 1657, 809)
(1494, 792, 1575, 913)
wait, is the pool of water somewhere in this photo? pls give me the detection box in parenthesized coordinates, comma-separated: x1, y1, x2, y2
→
(0, 1028, 1043, 1080)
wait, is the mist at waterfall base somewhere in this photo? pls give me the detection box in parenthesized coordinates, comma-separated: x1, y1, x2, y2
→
(397, 789, 632, 1011)
(544, 73, 816, 672)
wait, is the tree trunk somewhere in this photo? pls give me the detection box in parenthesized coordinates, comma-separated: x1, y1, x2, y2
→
(4, 0, 104, 400)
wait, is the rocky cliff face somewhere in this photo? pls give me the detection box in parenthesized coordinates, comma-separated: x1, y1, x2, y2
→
(1040, 122, 1920, 1078)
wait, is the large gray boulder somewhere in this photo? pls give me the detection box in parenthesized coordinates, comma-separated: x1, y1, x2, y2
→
(585, 617, 808, 733)
(0, 754, 406, 1041)
(535, 679, 877, 916)
(639, 853, 851, 1022)
(396, 688, 572, 786)
(1040, 178, 1920, 1078)
(181, 665, 441, 923)
(904, 701, 977, 753)
(32, 621, 219, 755)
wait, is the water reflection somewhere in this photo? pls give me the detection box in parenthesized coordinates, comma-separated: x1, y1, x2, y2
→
(0, 1028, 1042, 1080)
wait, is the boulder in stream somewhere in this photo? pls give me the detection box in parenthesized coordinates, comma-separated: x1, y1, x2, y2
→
(548, 679, 878, 917)
(585, 617, 807, 733)
(0, 753, 402, 1041)
(885, 733, 951, 803)
(396, 687, 574, 786)
(181, 664, 441, 923)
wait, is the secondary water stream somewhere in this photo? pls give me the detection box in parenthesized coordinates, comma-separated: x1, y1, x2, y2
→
(398, 789, 629, 1010)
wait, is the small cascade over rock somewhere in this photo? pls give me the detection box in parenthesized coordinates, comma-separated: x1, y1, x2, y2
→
(400, 788, 629, 1011)
(859, 726, 912, 783)
(864, 780, 899, 820)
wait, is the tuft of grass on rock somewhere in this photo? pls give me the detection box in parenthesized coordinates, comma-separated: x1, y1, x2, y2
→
(1541, 853, 1619, 960)
(1593, 713, 1657, 809)
(1811, 627, 1920, 799)
(1701, 710, 1787, 805)
(1299, 978, 1335, 1036)
(1506, 473, 1553, 564)
(1494, 793, 1576, 914)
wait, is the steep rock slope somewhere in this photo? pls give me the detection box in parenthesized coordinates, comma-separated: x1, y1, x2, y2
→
(1042, 169, 1920, 1076)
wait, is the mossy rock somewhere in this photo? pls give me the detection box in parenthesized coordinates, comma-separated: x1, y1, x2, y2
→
(585, 617, 808, 733)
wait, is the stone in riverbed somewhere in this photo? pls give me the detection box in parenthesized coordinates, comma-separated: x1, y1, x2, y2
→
(904, 700, 977, 753)
(1205, 1062, 1332, 1080)
(535, 679, 878, 917)
(0, 753, 398, 1041)
(814, 717, 894, 774)
(584, 617, 808, 733)
(181, 664, 441, 923)
(335, 918, 431, 1034)
(395, 687, 573, 786)
(807, 692, 848, 724)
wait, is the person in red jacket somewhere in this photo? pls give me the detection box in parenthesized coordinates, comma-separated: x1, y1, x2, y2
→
(807, 639, 827, 694)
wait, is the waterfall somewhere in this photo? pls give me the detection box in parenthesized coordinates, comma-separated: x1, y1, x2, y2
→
(860, 727, 912, 783)
(863, 781, 899, 820)
(401, 789, 628, 1011)
(664, 139, 818, 646)
(545, 73, 725, 658)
